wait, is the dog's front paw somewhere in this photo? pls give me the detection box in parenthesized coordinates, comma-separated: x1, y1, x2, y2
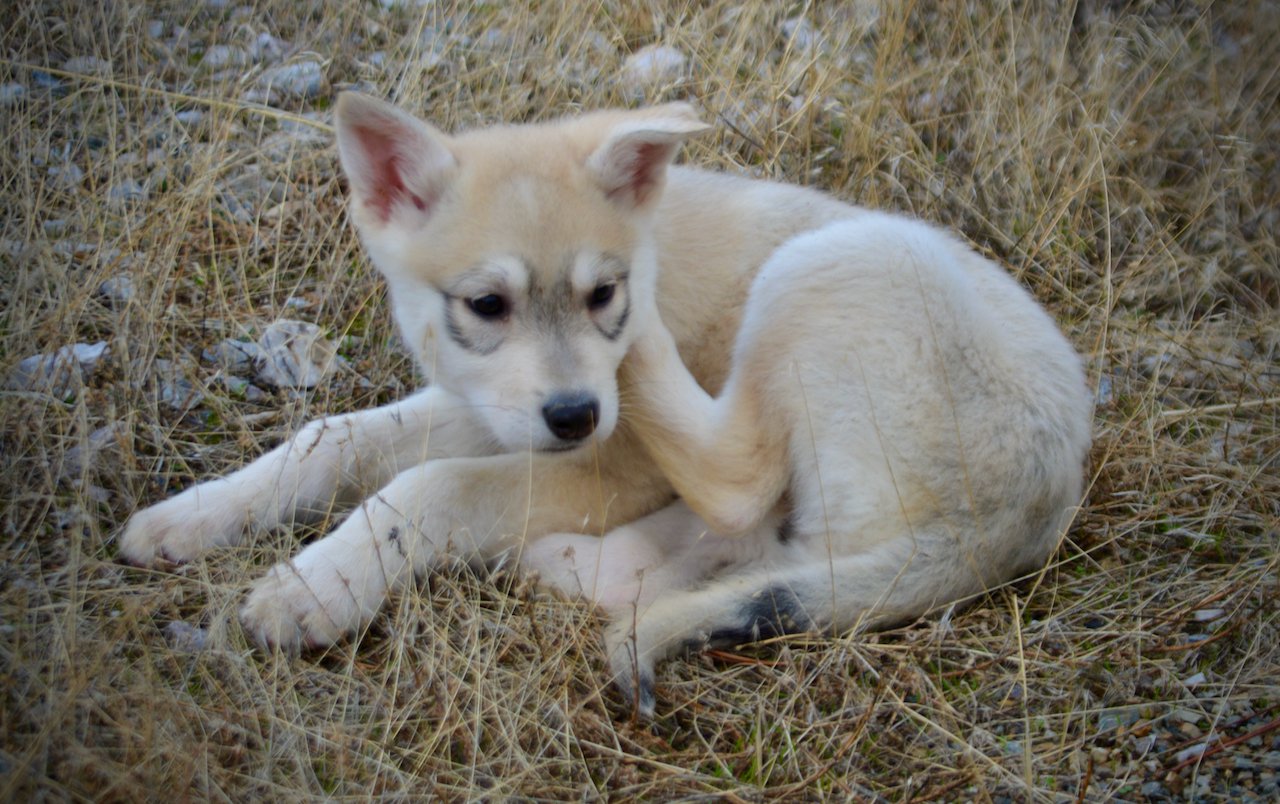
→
(604, 619, 658, 718)
(239, 559, 361, 653)
(118, 491, 246, 566)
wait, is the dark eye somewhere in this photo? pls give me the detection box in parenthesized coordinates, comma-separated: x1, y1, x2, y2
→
(467, 294, 507, 319)
(588, 282, 616, 310)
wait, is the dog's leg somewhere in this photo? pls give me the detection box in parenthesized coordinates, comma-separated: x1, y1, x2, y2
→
(622, 324, 790, 535)
(238, 450, 649, 651)
(119, 386, 491, 565)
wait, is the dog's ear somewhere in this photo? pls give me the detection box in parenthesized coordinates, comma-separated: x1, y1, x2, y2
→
(587, 103, 710, 209)
(335, 92, 457, 228)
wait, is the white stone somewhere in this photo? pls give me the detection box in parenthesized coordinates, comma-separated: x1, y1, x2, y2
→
(253, 319, 337, 389)
(621, 45, 687, 89)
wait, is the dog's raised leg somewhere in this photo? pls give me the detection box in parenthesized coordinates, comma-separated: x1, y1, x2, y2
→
(622, 322, 790, 536)
(119, 386, 490, 565)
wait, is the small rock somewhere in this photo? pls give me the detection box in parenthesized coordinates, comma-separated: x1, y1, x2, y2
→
(62, 56, 110, 75)
(219, 374, 269, 403)
(174, 109, 204, 127)
(30, 70, 66, 94)
(52, 240, 97, 260)
(1171, 708, 1204, 724)
(249, 32, 287, 63)
(1174, 742, 1211, 764)
(163, 621, 208, 652)
(1182, 671, 1207, 687)
(1141, 781, 1166, 798)
(0, 82, 25, 107)
(98, 275, 137, 303)
(60, 423, 124, 480)
(254, 60, 326, 102)
(146, 20, 165, 39)
(1097, 707, 1142, 732)
(203, 338, 263, 374)
(254, 319, 337, 389)
(222, 167, 287, 208)
(4, 341, 108, 397)
(475, 28, 513, 52)
(150, 358, 204, 410)
(621, 45, 687, 90)
(107, 178, 148, 206)
(782, 16, 822, 50)
(201, 44, 249, 69)
(47, 163, 85, 190)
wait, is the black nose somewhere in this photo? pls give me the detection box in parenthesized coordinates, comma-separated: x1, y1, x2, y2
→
(541, 394, 599, 441)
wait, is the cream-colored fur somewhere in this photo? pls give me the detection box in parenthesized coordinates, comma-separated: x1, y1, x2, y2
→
(119, 94, 1092, 715)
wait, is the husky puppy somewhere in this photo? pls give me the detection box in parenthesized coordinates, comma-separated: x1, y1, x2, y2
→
(120, 95, 1092, 714)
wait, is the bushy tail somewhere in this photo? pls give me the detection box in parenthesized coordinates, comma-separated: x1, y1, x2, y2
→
(606, 540, 1005, 716)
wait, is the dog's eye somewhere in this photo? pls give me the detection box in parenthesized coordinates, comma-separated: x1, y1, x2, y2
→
(588, 282, 616, 310)
(467, 294, 507, 320)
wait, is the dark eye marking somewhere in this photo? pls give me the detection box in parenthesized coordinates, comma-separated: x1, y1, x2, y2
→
(588, 282, 616, 310)
(467, 294, 508, 320)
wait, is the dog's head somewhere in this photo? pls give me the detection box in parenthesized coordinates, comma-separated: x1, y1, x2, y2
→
(334, 93, 708, 453)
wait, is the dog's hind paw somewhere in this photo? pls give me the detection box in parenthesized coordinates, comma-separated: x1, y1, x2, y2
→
(605, 621, 657, 717)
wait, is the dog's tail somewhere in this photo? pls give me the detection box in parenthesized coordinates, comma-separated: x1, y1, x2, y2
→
(606, 537, 1032, 716)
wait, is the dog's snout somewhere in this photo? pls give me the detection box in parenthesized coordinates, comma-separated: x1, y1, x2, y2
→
(542, 394, 599, 442)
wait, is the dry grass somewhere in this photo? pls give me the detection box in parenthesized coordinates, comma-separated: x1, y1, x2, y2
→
(2, 0, 1277, 799)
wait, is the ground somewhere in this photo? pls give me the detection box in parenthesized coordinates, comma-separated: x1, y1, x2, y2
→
(1, 0, 1277, 799)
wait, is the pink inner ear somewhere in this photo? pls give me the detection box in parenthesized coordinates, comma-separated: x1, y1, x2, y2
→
(351, 123, 427, 221)
(608, 140, 675, 207)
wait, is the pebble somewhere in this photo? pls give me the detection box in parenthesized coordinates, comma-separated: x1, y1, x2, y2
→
(59, 423, 124, 480)
(4, 342, 109, 397)
(30, 71, 65, 94)
(252, 60, 326, 103)
(42, 219, 69, 236)
(149, 358, 204, 410)
(200, 45, 249, 69)
(98, 275, 137, 303)
(620, 45, 687, 90)
(782, 16, 822, 51)
(163, 621, 209, 652)
(253, 319, 337, 389)
(219, 374, 269, 403)
(203, 338, 263, 375)
(107, 178, 148, 206)
(62, 56, 110, 75)
(0, 82, 25, 106)
(52, 240, 97, 260)
(174, 109, 205, 127)
(47, 163, 85, 190)
(249, 32, 287, 63)
(1175, 742, 1211, 764)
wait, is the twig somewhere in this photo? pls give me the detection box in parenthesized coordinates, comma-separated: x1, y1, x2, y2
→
(1158, 396, 1280, 420)
(1167, 715, 1280, 774)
